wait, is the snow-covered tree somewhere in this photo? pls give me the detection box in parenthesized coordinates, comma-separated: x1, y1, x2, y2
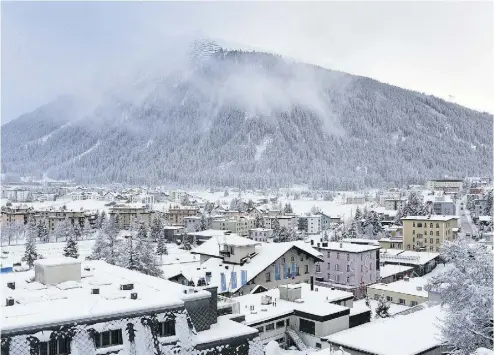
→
(73, 223, 82, 241)
(426, 239, 493, 354)
(370, 212, 384, 238)
(97, 210, 107, 229)
(485, 189, 493, 216)
(254, 214, 265, 228)
(323, 230, 329, 241)
(394, 208, 404, 225)
(354, 207, 362, 222)
(82, 218, 92, 238)
(274, 227, 297, 243)
(23, 217, 39, 268)
(283, 203, 293, 214)
(402, 191, 427, 218)
(1, 221, 23, 245)
(63, 235, 79, 259)
(310, 205, 320, 214)
(119, 220, 162, 277)
(375, 294, 390, 318)
(224, 189, 229, 197)
(200, 213, 208, 231)
(87, 215, 121, 265)
(36, 218, 49, 242)
(156, 233, 168, 262)
(53, 218, 74, 242)
(347, 220, 359, 239)
(149, 216, 163, 241)
(271, 218, 280, 235)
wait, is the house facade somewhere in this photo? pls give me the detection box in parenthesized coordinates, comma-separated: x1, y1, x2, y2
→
(426, 179, 463, 193)
(313, 242, 380, 298)
(166, 207, 199, 226)
(109, 204, 154, 229)
(402, 215, 457, 252)
(248, 228, 273, 242)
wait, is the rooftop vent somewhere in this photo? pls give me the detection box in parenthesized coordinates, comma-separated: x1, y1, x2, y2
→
(7, 282, 15, 290)
(416, 286, 423, 291)
(34, 258, 82, 286)
(130, 292, 138, 300)
(404, 277, 410, 282)
(91, 288, 100, 294)
(120, 283, 134, 290)
(5, 297, 14, 307)
(261, 295, 272, 305)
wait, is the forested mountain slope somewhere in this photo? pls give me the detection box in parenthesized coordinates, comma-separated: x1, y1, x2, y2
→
(2, 46, 492, 189)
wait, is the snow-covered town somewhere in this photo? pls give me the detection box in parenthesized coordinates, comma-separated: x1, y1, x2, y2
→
(1, 179, 493, 355)
(2, 2, 493, 355)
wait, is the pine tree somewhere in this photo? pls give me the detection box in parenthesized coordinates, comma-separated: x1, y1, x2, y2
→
(354, 207, 362, 222)
(98, 210, 107, 229)
(156, 233, 168, 262)
(247, 199, 255, 210)
(53, 218, 74, 242)
(371, 212, 383, 238)
(88, 215, 122, 265)
(23, 217, 39, 268)
(347, 220, 359, 239)
(82, 218, 92, 238)
(485, 189, 493, 216)
(73, 223, 82, 241)
(200, 213, 207, 231)
(149, 216, 163, 241)
(283, 203, 293, 214)
(63, 235, 79, 258)
(323, 230, 329, 241)
(375, 294, 390, 318)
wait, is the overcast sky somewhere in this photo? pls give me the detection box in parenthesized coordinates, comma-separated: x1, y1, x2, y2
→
(2, 1, 493, 123)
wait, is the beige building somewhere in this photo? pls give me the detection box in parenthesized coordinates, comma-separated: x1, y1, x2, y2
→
(402, 215, 457, 252)
(383, 198, 407, 211)
(36, 209, 97, 232)
(426, 179, 463, 193)
(378, 237, 403, 250)
(166, 207, 199, 226)
(0, 205, 33, 225)
(109, 204, 153, 229)
(211, 217, 253, 236)
(367, 276, 428, 307)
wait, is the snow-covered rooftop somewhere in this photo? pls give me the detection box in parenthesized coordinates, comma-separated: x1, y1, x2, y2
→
(380, 249, 439, 265)
(2, 260, 209, 332)
(234, 284, 352, 325)
(401, 215, 456, 221)
(340, 238, 380, 246)
(191, 234, 261, 257)
(325, 304, 445, 355)
(379, 264, 414, 279)
(368, 276, 428, 298)
(314, 241, 380, 253)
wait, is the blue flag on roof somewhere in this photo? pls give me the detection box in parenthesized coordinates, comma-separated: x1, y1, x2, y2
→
(275, 263, 281, 281)
(220, 272, 227, 292)
(241, 270, 248, 286)
(231, 271, 237, 289)
(291, 263, 297, 278)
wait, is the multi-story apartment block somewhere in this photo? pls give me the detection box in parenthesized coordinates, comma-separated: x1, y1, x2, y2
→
(379, 191, 402, 206)
(312, 241, 380, 298)
(35, 209, 98, 231)
(248, 228, 273, 242)
(0, 205, 33, 225)
(297, 215, 321, 234)
(383, 198, 407, 211)
(264, 215, 298, 231)
(109, 203, 154, 229)
(166, 207, 199, 226)
(473, 198, 488, 218)
(432, 199, 456, 216)
(402, 215, 457, 252)
(2, 258, 258, 355)
(184, 216, 203, 232)
(346, 195, 366, 204)
(2, 188, 32, 202)
(211, 217, 251, 236)
(426, 179, 463, 193)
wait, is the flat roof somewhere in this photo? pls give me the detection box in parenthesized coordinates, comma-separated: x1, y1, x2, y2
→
(234, 284, 351, 325)
(380, 249, 439, 265)
(314, 241, 380, 253)
(2, 260, 209, 333)
(368, 277, 428, 298)
(325, 304, 445, 355)
(379, 264, 414, 279)
(402, 215, 456, 221)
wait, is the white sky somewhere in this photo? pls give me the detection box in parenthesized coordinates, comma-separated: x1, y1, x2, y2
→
(2, 1, 493, 123)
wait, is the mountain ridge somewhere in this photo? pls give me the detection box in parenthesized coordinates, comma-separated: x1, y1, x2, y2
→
(2, 46, 492, 189)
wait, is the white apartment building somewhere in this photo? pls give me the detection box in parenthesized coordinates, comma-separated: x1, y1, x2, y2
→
(248, 228, 274, 242)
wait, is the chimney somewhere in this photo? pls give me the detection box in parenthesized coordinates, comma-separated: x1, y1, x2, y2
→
(5, 297, 14, 306)
(7, 282, 15, 290)
(310, 276, 314, 291)
(311, 240, 314, 246)
(91, 288, 100, 294)
(130, 292, 138, 300)
(339, 243, 343, 248)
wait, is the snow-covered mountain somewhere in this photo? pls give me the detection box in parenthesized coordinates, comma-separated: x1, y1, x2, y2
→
(2, 45, 492, 189)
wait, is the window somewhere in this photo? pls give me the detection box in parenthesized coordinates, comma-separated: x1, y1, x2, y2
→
(411, 301, 418, 307)
(327, 251, 330, 258)
(436, 223, 439, 228)
(360, 265, 363, 272)
(304, 265, 309, 274)
(316, 343, 322, 349)
(38, 339, 71, 355)
(436, 231, 440, 236)
(336, 275, 340, 282)
(429, 231, 433, 236)
(336, 253, 340, 259)
(399, 298, 405, 305)
(430, 246, 433, 251)
(328, 273, 331, 280)
(412, 229, 415, 235)
(286, 318, 290, 326)
(327, 262, 331, 269)
(265, 323, 275, 331)
(158, 320, 176, 337)
(296, 266, 300, 276)
(282, 257, 286, 264)
(436, 238, 440, 244)
(407, 245, 411, 250)
(374, 294, 380, 300)
(413, 237, 415, 242)
(266, 272, 271, 282)
(347, 253, 350, 261)
(276, 320, 285, 328)
(299, 319, 315, 335)
(417, 223, 422, 228)
(316, 264, 320, 272)
(290, 256, 295, 262)
(413, 222, 416, 227)
(360, 254, 363, 261)
(346, 276, 350, 283)
(335, 264, 339, 271)
(346, 265, 350, 272)
(430, 223, 433, 228)
(430, 238, 433, 244)
(300, 256, 303, 262)
(257, 326, 264, 333)
(436, 247, 440, 252)
(94, 330, 123, 348)
(386, 296, 393, 302)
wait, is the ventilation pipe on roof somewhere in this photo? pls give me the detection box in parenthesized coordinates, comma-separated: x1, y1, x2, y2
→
(7, 282, 15, 290)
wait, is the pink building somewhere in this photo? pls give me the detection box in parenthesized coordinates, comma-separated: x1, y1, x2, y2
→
(312, 241, 380, 298)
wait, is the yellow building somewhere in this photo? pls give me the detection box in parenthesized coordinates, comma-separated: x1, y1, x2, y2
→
(109, 204, 153, 229)
(402, 215, 457, 252)
(0, 206, 32, 225)
(378, 237, 403, 250)
(166, 207, 199, 226)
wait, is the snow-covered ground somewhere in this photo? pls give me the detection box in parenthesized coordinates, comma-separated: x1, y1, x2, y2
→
(8, 198, 111, 213)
